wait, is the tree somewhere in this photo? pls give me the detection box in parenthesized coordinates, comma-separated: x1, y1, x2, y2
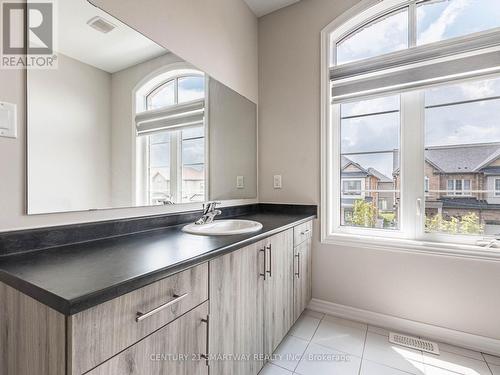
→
(425, 212, 484, 235)
(352, 200, 378, 228)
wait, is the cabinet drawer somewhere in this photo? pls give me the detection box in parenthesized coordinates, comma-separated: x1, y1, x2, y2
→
(86, 301, 209, 375)
(69, 263, 208, 375)
(293, 221, 312, 246)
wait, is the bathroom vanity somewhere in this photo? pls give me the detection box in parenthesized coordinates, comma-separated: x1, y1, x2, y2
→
(1, 2, 315, 374)
(0, 204, 315, 375)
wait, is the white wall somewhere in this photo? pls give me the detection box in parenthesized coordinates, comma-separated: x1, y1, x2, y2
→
(0, 0, 257, 231)
(28, 53, 112, 214)
(258, 0, 500, 340)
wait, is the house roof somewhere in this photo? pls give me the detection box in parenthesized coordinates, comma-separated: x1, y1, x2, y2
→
(152, 166, 204, 182)
(441, 197, 500, 211)
(425, 143, 500, 174)
(367, 167, 392, 183)
(341, 155, 392, 182)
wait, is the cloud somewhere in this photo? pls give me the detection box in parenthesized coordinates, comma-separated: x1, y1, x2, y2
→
(336, 10, 407, 64)
(418, 0, 471, 45)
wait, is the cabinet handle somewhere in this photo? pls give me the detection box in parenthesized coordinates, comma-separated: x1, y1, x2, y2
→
(201, 316, 209, 366)
(259, 248, 266, 280)
(301, 229, 311, 236)
(266, 244, 272, 277)
(295, 253, 300, 278)
(135, 293, 188, 322)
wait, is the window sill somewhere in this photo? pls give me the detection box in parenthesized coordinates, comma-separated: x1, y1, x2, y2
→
(322, 233, 500, 261)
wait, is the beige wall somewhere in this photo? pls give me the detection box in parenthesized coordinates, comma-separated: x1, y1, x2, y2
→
(28, 53, 112, 214)
(90, 0, 258, 103)
(0, 0, 257, 231)
(258, 0, 500, 340)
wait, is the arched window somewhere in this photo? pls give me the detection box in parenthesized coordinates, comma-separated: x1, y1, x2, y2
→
(322, 0, 500, 252)
(135, 68, 206, 206)
(146, 74, 205, 110)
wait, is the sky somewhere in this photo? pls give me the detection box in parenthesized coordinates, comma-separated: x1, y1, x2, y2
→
(340, 77, 500, 178)
(335, 0, 500, 65)
(148, 76, 204, 110)
(147, 76, 205, 170)
(337, 0, 500, 178)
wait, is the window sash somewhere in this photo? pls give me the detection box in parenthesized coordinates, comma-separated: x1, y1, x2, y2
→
(446, 179, 472, 196)
(342, 179, 363, 197)
(147, 128, 206, 205)
(328, 88, 498, 246)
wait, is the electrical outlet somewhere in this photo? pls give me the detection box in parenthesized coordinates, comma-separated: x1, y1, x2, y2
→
(0, 102, 17, 139)
(273, 175, 282, 189)
(236, 175, 244, 189)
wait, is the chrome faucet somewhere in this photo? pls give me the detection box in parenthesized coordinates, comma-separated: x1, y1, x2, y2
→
(195, 201, 222, 225)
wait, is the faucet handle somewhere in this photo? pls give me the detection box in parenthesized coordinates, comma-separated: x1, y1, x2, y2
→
(202, 201, 221, 214)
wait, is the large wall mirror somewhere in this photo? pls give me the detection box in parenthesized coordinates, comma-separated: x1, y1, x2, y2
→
(27, 0, 257, 214)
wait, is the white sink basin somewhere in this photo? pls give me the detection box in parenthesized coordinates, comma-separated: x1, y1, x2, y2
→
(182, 219, 263, 236)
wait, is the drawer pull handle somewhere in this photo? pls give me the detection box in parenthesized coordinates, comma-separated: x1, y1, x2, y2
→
(135, 293, 189, 322)
(259, 248, 266, 280)
(301, 229, 311, 236)
(201, 316, 209, 366)
(266, 244, 272, 277)
(295, 253, 300, 278)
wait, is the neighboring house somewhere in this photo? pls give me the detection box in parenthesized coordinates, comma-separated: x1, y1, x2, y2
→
(150, 171, 171, 204)
(182, 166, 205, 202)
(151, 167, 205, 204)
(394, 142, 500, 235)
(341, 156, 394, 225)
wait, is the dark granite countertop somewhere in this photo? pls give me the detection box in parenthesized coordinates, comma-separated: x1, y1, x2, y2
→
(0, 209, 315, 315)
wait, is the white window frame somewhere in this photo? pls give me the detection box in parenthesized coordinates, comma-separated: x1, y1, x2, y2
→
(495, 178, 500, 197)
(446, 179, 472, 197)
(321, 0, 500, 259)
(379, 198, 388, 211)
(133, 64, 208, 206)
(341, 178, 364, 198)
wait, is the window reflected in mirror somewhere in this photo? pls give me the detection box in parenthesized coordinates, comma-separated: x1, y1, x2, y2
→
(136, 71, 206, 206)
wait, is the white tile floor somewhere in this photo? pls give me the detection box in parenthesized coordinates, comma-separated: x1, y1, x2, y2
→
(260, 310, 500, 375)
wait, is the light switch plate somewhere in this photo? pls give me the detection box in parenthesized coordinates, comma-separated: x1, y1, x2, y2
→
(273, 175, 282, 189)
(0, 102, 17, 138)
(236, 175, 244, 189)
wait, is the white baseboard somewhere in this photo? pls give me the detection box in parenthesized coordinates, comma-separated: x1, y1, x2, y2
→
(308, 298, 500, 356)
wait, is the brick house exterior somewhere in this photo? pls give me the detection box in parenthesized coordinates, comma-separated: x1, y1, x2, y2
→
(341, 156, 394, 226)
(395, 143, 500, 235)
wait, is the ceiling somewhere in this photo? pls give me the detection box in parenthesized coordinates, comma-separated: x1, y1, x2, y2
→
(57, 0, 167, 73)
(243, 0, 300, 17)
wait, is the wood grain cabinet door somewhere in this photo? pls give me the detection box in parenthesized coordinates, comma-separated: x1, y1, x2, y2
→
(209, 241, 265, 375)
(86, 301, 209, 375)
(264, 229, 294, 356)
(293, 237, 312, 321)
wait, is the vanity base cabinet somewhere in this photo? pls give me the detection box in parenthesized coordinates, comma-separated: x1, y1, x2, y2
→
(0, 219, 314, 375)
(209, 241, 265, 375)
(263, 229, 294, 356)
(86, 301, 209, 375)
(293, 238, 312, 321)
(0, 282, 66, 375)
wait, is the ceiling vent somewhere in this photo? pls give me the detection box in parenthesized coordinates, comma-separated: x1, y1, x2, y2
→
(389, 332, 440, 355)
(87, 16, 116, 34)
